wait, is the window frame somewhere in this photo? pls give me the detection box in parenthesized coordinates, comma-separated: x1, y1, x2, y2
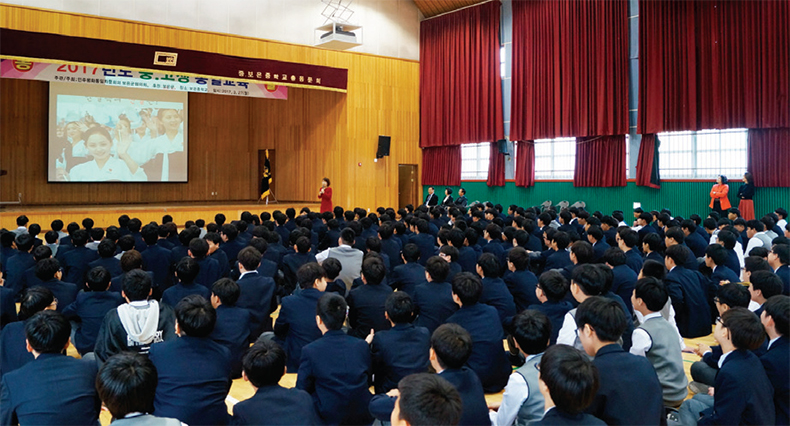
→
(656, 128, 748, 180)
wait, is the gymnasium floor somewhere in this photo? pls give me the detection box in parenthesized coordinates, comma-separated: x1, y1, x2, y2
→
(61, 304, 717, 425)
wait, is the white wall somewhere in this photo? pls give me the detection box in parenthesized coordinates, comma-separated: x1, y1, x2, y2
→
(6, 0, 421, 60)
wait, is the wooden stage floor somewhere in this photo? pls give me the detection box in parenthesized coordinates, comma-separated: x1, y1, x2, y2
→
(0, 202, 322, 230)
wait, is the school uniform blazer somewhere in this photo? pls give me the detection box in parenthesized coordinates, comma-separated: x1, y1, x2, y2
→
(274, 288, 324, 372)
(0, 247, 18, 276)
(698, 349, 775, 425)
(62, 246, 100, 287)
(409, 233, 436, 266)
(3, 251, 34, 297)
(760, 336, 789, 425)
(220, 239, 246, 265)
(504, 269, 540, 312)
(282, 252, 317, 293)
(545, 250, 573, 272)
(710, 266, 740, 286)
(320, 228, 341, 251)
(480, 276, 517, 329)
(776, 265, 790, 295)
(455, 195, 468, 207)
(439, 367, 491, 426)
(210, 249, 231, 278)
(531, 408, 606, 426)
(161, 283, 211, 308)
(587, 344, 664, 426)
(210, 304, 252, 379)
(347, 283, 393, 339)
(412, 281, 457, 334)
(528, 301, 574, 345)
(132, 232, 147, 252)
(109, 271, 155, 293)
(685, 231, 709, 259)
(644, 251, 664, 264)
(263, 243, 289, 266)
(296, 330, 373, 425)
(194, 256, 222, 288)
(0, 353, 101, 426)
(592, 240, 611, 262)
(235, 272, 277, 339)
(141, 244, 174, 291)
(664, 266, 712, 338)
(38, 278, 79, 313)
(380, 238, 402, 267)
(457, 246, 480, 273)
(231, 385, 319, 426)
(149, 336, 231, 426)
(483, 240, 509, 272)
(624, 249, 644, 275)
(637, 225, 658, 245)
(610, 264, 638, 315)
(446, 303, 511, 393)
(0, 287, 17, 330)
(389, 262, 426, 297)
(87, 256, 123, 279)
(62, 291, 124, 355)
(371, 323, 431, 394)
(0, 321, 33, 379)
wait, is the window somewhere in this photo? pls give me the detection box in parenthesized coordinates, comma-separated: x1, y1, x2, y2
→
(657, 128, 748, 179)
(534, 137, 576, 179)
(461, 143, 490, 180)
(500, 46, 506, 78)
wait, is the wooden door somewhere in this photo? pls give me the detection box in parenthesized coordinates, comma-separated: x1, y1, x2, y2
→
(398, 164, 418, 209)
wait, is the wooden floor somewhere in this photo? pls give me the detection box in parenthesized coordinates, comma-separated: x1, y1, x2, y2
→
(0, 202, 322, 230)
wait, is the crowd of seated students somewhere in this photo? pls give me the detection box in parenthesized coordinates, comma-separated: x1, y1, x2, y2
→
(0, 201, 788, 425)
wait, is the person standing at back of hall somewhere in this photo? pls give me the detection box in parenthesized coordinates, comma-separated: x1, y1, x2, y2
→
(737, 172, 756, 220)
(318, 178, 333, 214)
(710, 175, 731, 216)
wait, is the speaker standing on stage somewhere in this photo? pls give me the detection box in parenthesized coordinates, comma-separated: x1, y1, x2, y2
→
(319, 178, 333, 213)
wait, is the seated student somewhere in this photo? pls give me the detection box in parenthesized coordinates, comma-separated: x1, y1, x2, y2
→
(208, 278, 251, 379)
(245, 237, 279, 280)
(0, 282, 17, 330)
(161, 257, 211, 308)
(220, 223, 246, 267)
(188, 238, 222, 288)
(748, 270, 784, 317)
(236, 246, 277, 340)
(61, 228, 100, 287)
(205, 232, 230, 278)
(34, 257, 79, 313)
(604, 247, 638, 315)
(347, 256, 393, 339)
(557, 265, 617, 351)
(488, 310, 551, 426)
(322, 257, 347, 297)
(456, 228, 480, 273)
(445, 272, 511, 393)
(94, 269, 177, 362)
(531, 345, 605, 426)
(232, 340, 319, 425)
(760, 295, 789, 425)
(705, 243, 741, 286)
(149, 295, 231, 426)
(389, 373, 463, 426)
(370, 323, 489, 426)
(629, 277, 688, 407)
(477, 253, 517, 329)
(88, 239, 123, 280)
(0, 310, 101, 425)
(273, 263, 326, 372)
(390, 244, 427, 297)
(0, 287, 56, 379)
(282, 236, 318, 296)
(408, 219, 436, 266)
(439, 245, 463, 283)
(296, 293, 373, 425)
(504, 247, 540, 312)
(528, 270, 573, 345)
(617, 228, 644, 275)
(683, 220, 710, 259)
(641, 232, 665, 264)
(413, 256, 457, 334)
(4, 233, 35, 298)
(43, 230, 59, 257)
(96, 352, 181, 426)
(714, 230, 743, 277)
(368, 292, 430, 394)
(576, 297, 664, 425)
(62, 266, 124, 356)
(768, 244, 789, 294)
(17, 245, 54, 296)
(544, 231, 572, 272)
(587, 225, 610, 263)
(664, 244, 713, 338)
(678, 307, 775, 425)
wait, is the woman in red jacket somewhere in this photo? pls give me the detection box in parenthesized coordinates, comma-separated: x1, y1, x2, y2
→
(709, 175, 731, 215)
(318, 177, 333, 213)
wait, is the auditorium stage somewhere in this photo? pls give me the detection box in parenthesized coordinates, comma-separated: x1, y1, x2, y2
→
(0, 201, 322, 230)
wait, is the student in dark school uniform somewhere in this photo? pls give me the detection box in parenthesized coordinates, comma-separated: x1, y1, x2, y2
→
(322, 257, 347, 297)
(759, 295, 789, 425)
(62, 266, 124, 356)
(387, 373, 462, 426)
(161, 257, 211, 308)
(209, 278, 252, 380)
(282, 237, 318, 296)
(88, 239, 123, 279)
(504, 247, 540, 312)
(528, 270, 573, 345)
(0, 287, 56, 379)
(296, 293, 373, 425)
(413, 256, 458, 335)
(61, 229, 99, 288)
(347, 256, 392, 339)
(34, 258, 79, 313)
(476, 253, 517, 329)
(390, 244, 427, 297)
(235, 247, 277, 340)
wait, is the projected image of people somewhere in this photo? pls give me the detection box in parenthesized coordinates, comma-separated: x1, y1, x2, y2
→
(50, 88, 187, 182)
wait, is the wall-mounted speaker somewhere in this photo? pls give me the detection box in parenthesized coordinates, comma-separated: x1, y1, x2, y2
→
(377, 135, 391, 158)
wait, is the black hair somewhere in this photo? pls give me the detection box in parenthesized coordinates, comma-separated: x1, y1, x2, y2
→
(297, 262, 326, 290)
(220, 223, 239, 241)
(773, 244, 790, 265)
(25, 310, 70, 353)
(508, 247, 530, 271)
(476, 253, 500, 278)
(665, 244, 691, 268)
(51, 219, 64, 232)
(44, 230, 58, 245)
(123, 269, 152, 301)
(396, 373, 463, 426)
(71, 228, 89, 247)
(120, 250, 143, 272)
(211, 278, 240, 306)
(511, 310, 551, 355)
(538, 345, 599, 415)
(634, 277, 668, 312)
(402, 243, 421, 263)
(238, 247, 262, 271)
(385, 292, 414, 324)
(242, 340, 287, 388)
(704, 244, 728, 266)
(425, 256, 450, 283)
(439, 245, 459, 263)
(640, 259, 667, 281)
(340, 228, 356, 246)
(617, 229, 639, 248)
(35, 257, 61, 281)
(361, 257, 386, 285)
(117, 235, 136, 252)
(552, 231, 570, 250)
(451, 272, 482, 306)
(717, 230, 737, 250)
(603, 247, 627, 267)
(322, 257, 342, 281)
(750, 270, 784, 299)
(720, 307, 765, 351)
(316, 293, 347, 331)
(86, 266, 112, 292)
(574, 296, 627, 343)
(642, 233, 663, 253)
(175, 295, 216, 337)
(175, 257, 200, 285)
(32, 244, 52, 261)
(15, 233, 34, 252)
(716, 283, 750, 309)
(538, 270, 569, 302)
(430, 323, 473, 370)
(571, 264, 606, 296)
(18, 287, 55, 321)
(747, 219, 765, 232)
(763, 295, 790, 336)
(570, 241, 595, 264)
(96, 352, 158, 418)
(187, 238, 208, 259)
(587, 226, 603, 242)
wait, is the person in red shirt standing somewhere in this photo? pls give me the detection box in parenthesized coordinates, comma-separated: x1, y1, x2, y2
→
(319, 178, 333, 213)
(710, 175, 731, 216)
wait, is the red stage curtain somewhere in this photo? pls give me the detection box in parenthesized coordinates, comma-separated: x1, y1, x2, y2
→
(510, 0, 628, 141)
(635, 134, 661, 188)
(574, 136, 626, 187)
(638, 0, 789, 133)
(420, 1, 504, 147)
(422, 146, 461, 186)
(747, 128, 790, 187)
(487, 142, 505, 187)
(514, 141, 535, 187)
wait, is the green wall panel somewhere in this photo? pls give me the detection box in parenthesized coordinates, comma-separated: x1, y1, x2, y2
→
(424, 181, 790, 220)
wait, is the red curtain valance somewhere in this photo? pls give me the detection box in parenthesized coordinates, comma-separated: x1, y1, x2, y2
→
(510, 0, 628, 141)
(422, 146, 461, 186)
(419, 1, 504, 148)
(747, 128, 790, 188)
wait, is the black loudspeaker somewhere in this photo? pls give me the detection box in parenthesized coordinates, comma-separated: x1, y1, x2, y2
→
(376, 136, 391, 158)
(497, 139, 509, 155)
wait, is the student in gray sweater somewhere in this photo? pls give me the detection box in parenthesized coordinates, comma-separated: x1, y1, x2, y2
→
(630, 277, 688, 407)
